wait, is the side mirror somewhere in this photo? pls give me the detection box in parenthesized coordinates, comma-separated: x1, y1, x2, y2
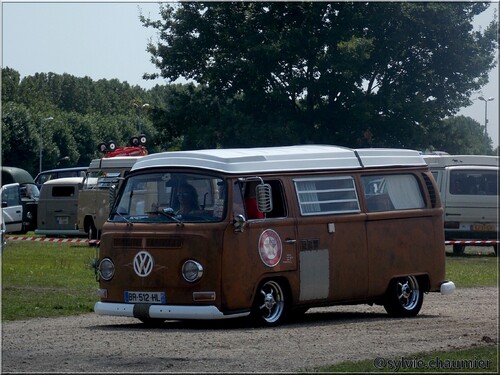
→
(256, 183, 273, 213)
(233, 214, 247, 233)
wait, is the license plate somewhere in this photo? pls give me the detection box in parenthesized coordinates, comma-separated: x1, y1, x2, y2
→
(472, 224, 496, 232)
(124, 291, 166, 304)
(56, 216, 69, 225)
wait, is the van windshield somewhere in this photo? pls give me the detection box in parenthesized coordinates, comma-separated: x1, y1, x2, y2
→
(110, 172, 226, 223)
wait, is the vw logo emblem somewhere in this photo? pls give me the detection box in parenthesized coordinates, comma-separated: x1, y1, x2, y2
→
(133, 251, 154, 277)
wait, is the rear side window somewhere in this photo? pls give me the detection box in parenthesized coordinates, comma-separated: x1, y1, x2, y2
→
(52, 186, 76, 197)
(294, 176, 360, 215)
(449, 170, 498, 196)
(362, 174, 424, 212)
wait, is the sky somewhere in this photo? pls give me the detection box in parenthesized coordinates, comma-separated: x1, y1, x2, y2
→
(1, 1, 499, 148)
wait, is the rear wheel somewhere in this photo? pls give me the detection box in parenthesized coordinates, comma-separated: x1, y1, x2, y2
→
(87, 220, 98, 246)
(383, 276, 423, 317)
(251, 280, 289, 327)
(453, 244, 466, 255)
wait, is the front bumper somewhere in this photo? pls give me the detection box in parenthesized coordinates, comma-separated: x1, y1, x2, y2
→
(94, 302, 250, 320)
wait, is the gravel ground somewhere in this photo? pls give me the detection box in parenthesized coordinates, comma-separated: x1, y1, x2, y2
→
(1, 286, 497, 373)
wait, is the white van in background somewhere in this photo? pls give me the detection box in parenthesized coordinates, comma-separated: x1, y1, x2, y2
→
(35, 177, 85, 237)
(423, 154, 499, 255)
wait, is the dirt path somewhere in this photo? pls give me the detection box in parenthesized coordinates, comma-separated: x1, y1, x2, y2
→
(1, 287, 497, 373)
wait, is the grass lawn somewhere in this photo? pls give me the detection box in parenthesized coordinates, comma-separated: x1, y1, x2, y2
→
(1, 239, 98, 321)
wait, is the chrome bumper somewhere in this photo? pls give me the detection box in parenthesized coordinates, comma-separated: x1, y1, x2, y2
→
(94, 302, 250, 320)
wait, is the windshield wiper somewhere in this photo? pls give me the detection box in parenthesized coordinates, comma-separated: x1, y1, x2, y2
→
(148, 208, 184, 226)
(113, 210, 133, 226)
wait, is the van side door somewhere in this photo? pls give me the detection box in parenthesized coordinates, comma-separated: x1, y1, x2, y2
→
(293, 175, 368, 302)
(1, 183, 23, 233)
(222, 178, 298, 311)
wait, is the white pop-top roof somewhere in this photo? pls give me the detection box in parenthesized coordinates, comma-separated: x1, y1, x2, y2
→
(423, 154, 499, 168)
(41, 177, 84, 186)
(88, 156, 143, 170)
(131, 145, 426, 174)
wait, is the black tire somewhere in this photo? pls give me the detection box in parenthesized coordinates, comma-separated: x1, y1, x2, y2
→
(97, 142, 107, 153)
(87, 220, 98, 246)
(130, 136, 139, 146)
(494, 244, 498, 257)
(453, 244, 466, 255)
(139, 134, 147, 145)
(383, 276, 424, 317)
(251, 280, 289, 327)
(107, 141, 117, 151)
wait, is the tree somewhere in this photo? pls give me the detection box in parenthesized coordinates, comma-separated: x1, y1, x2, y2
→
(142, 2, 497, 148)
(426, 115, 493, 155)
(1, 68, 157, 174)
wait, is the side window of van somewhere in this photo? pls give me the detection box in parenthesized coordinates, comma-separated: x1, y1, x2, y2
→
(52, 186, 76, 197)
(234, 179, 287, 219)
(449, 170, 497, 195)
(294, 176, 360, 215)
(362, 174, 424, 212)
(264, 180, 287, 218)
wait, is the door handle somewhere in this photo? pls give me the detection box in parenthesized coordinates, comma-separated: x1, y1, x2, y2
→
(285, 239, 296, 244)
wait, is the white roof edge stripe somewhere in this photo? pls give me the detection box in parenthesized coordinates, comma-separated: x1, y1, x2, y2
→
(132, 145, 426, 174)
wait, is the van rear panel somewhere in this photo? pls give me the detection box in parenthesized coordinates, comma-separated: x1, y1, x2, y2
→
(441, 166, 498, 241)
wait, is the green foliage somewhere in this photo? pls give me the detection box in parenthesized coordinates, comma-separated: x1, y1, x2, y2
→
(142, 2, 497, 148)
(1, 71, 157, 176)
(426, 116, 494, 155)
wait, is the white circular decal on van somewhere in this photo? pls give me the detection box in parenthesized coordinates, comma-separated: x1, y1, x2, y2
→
(258, 229, 282, 267)
(133, 251, 154, 277)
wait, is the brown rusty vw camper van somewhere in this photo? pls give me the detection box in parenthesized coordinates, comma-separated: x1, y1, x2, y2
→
(94, 145, 455, 326)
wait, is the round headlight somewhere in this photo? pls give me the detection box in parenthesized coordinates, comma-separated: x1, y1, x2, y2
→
(99, 258, 115, 281)
(182, 260, 204, 282)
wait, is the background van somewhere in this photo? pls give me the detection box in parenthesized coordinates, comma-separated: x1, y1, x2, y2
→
(78, 156, 142, 240)
(423, 154, 499, 255)
(34, 166, 88, 189)
(35, 177, 84, 237)
(1, 166, 39, 233)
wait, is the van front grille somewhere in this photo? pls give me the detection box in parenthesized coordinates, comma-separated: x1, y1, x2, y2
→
(146, 237, 183, 248)
(113, 237, 183, 249)
(113, 238, 142, 248)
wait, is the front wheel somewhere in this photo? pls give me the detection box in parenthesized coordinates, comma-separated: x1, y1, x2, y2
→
(251, 280, 289, 327)
(383, 276, 423, 317)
